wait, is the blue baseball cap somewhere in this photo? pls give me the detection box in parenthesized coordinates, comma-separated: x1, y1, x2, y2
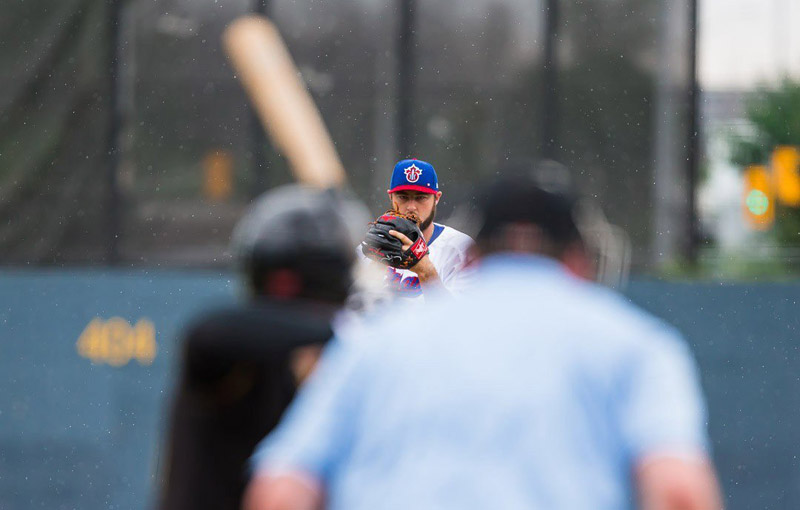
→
(387, 159, 439, 194)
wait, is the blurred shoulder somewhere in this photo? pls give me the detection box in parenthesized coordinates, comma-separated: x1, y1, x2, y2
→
(184, 301, 334, 355)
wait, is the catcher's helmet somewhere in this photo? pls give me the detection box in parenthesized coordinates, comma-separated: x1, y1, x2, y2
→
(231, 184, 367, 301)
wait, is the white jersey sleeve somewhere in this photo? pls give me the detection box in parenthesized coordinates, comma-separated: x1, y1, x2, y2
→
(426, 224, 475, 294)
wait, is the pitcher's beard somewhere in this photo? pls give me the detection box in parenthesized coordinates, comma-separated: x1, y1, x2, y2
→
(417, 203, 436, 231)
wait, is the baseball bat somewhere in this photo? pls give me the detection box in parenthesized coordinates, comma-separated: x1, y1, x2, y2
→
(222, 16, 346, 188)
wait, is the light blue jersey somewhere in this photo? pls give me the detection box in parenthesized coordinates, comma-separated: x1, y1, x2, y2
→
(253, 255, 709, 510)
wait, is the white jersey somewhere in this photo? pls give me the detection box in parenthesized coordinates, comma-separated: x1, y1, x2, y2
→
(356, 223, 475, 302)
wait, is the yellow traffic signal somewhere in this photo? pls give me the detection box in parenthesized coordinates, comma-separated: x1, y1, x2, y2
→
(743, 165, 774, 230)
(771, 145, 800, 207)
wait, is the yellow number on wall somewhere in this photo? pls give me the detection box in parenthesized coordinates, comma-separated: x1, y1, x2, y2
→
(76, 317, 157, 366)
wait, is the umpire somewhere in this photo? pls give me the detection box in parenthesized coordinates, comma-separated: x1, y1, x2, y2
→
(245, 175, 722, 510)
(157, 185, 361, 510)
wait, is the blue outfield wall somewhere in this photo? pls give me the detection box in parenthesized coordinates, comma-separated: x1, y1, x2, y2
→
(1, 270, 798, 509)
(0, 270, 236, 510)
(627, 281, 800, 509)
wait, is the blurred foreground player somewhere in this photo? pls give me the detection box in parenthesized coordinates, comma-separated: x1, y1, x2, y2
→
(245, 175, 722, 510)
(158, 185, 358, 510)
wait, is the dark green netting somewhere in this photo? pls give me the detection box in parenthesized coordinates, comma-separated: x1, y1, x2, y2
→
(0, 0, 113, 263)
(0, 0, 691, 267)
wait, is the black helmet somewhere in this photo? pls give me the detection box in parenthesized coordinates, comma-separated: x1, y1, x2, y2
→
(231, 184, 367, 302)
(475, 175, 582, 252)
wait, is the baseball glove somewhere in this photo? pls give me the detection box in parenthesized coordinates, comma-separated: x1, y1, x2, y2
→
(360, 210, 429, 269)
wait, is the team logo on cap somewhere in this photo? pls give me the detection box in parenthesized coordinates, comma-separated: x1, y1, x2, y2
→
(404, 164, 422, 183)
